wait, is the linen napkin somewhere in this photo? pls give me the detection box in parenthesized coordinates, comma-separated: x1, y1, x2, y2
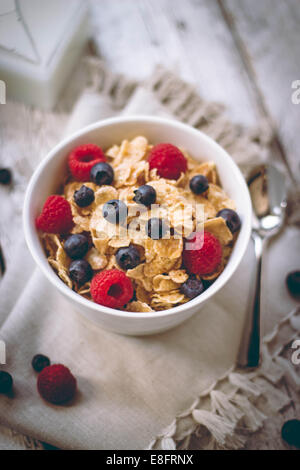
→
(0, 59, 299, 450)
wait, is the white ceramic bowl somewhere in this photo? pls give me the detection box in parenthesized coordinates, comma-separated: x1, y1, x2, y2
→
(23, 116, 252, 335)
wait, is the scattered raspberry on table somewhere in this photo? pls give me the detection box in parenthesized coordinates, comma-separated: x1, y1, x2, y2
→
(37, 364, 77, 405)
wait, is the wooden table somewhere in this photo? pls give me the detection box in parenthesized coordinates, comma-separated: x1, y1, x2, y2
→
(89, 0, 300, 450)
(89, 0, 300, 185)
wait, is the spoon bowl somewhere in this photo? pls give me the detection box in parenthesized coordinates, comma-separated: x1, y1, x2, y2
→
(248, 164, 287, 236)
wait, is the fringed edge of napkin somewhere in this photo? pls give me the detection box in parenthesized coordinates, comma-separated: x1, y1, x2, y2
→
(145, 65, 273, 167)
(148, 307, 300, 450)
(0, 425, 44, 450)
(74, 57, 274, 165)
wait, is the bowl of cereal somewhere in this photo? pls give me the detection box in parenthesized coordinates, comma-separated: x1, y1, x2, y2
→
(23, 116, 252, 335)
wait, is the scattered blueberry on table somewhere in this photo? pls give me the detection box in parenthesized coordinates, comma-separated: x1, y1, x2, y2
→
(0, 168, 12, 185)
(0, 244, 5, 275)
(286, 271, 300, 298)
(32, 354, 51, 373)
(281, 419, 300, 448)
(0, 371, 13, 394)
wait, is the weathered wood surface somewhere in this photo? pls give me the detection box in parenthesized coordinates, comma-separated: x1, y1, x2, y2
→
(89, 0, 258, 126)
(89, 0, 300, 183)
(222, 0, 300, 182)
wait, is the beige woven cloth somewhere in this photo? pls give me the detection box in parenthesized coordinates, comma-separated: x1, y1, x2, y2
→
(0, 58, 299, 450)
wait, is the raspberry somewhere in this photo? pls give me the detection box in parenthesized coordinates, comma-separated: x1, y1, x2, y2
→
(68, 144, 106, 181)
(183, 231, 222, 276)
(36, 195, 73, 234)
(148, 143, 187, 180)
(91, 269, 134, 309)
(37, 364, 76, 404)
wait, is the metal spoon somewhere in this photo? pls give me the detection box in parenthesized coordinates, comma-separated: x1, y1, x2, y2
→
(237, 164, 287, 368)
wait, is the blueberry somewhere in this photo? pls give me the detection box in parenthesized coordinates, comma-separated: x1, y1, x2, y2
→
(64, 234, 89, 259)
(32, 354, 50, 372)
(103, 199, 128, 224)
(0, 168, 12, 185)
(286, 271, 300, 298)
(74, 185, 95, 207)
(116, 245, 141, 270)
(146, 218, 169, 240)
(180, 277, 204, 299)
(90, 162, 114, 186)
(189, 175, 209, 194)
(133, 185, 156, 207)
(69, 259, 93, 286)
(0, 371, 13, 394)
(217, 208, 241, 233)
(281, 419, 300, 448)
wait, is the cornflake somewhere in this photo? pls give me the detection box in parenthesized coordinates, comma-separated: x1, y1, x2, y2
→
(85, 248, 107, 270)
(43, 234, 72, 289)
(203, 217, 233, 245)
(125, 301, 153, 313)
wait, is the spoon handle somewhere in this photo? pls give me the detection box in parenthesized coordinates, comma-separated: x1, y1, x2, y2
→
(238, 231, 264, 368)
